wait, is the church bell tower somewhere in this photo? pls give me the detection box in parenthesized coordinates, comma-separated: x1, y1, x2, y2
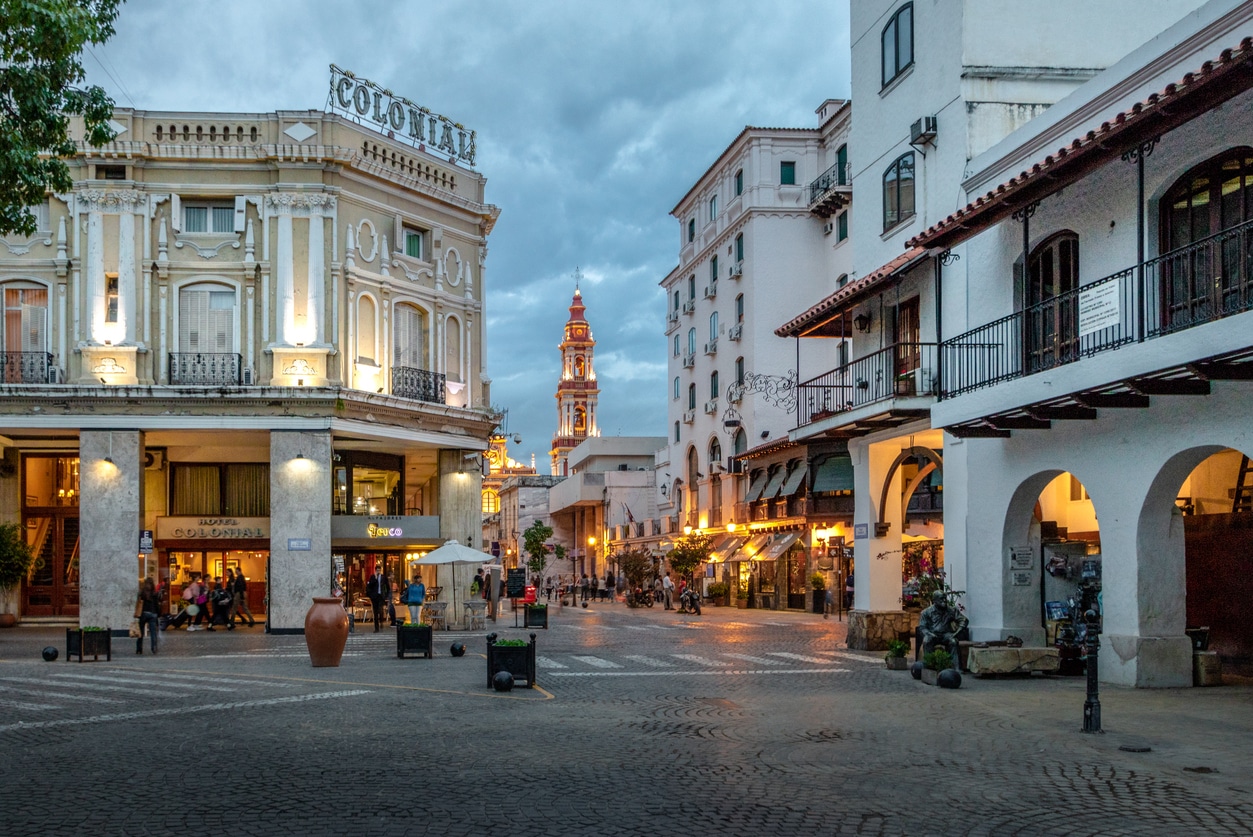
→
(550, 272, 599, 475)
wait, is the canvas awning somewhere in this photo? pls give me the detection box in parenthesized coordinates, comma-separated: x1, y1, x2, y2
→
(707, 536, 744, 563)
(811, 454, 854, 493)
(731, 533, 771, 562)
(780, 461, 808, 496)
(743, 469, 771, 503)
(760, 466, 789, 500)
(760, 531, 802, 562)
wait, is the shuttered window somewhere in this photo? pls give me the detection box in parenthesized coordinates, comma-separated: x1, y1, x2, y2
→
(179, 285, 235, 353)
(393, 304, 428, 369)
(3, 286, 48, 353)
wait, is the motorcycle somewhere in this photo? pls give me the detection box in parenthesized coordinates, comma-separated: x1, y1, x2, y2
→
(629, 587, 654, 608)
(677, 587, 702, 615)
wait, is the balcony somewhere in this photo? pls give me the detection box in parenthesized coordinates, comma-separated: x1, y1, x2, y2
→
(797, 343, 938, 425)
(168, 352, 241, 385)
(392, 366, 446, 403)
(0, 352, 53, 384)
(808, 161, 851, 218)
(941, 219, 1253, 400)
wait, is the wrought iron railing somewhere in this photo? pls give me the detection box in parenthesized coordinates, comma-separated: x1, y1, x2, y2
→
(797, 343, 938, 425)
(392, 366, 446, 403)
(808, 161, 851, 204)
(940, 218, 1253, 398)
(168, 353, 242, 385)
(0, 352, 53, 384)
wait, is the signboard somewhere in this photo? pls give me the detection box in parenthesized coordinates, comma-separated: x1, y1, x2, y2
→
(506, 568, 526, 599)
(288, 538, 312, 552)
(1011, 571, 1033, 586)
(853, 523, 868, 540)
(138, 530, 154, 554)
(330, 515, 439, 542)
(329, 64, 476, 166)
(156, 517, 268, 540)
(1078, 281, 1120, 337)
(1010, 546, 1034, 570)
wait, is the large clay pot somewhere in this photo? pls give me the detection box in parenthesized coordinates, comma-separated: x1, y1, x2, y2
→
(305, 597, 349, 667)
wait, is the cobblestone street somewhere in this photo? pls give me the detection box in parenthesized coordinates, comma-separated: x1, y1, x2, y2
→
(2, 604, 1250, 836)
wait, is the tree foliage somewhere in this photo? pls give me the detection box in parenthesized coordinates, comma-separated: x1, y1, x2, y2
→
(521, 519, 553, 577)
(666, 532, 713, 580)
(0, 521, 35, 593)
(0, 0, 122, 236)
(614, 548, 653, 591)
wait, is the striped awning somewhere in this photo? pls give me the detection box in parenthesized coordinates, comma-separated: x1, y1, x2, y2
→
(760, 531, 802, 561)
(743, 469, 771, 503)
(780, 461, 808, 496)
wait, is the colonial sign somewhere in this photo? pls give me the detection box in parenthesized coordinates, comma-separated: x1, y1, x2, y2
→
(156, 517, 269, 540)
(328, 64, 476, 166)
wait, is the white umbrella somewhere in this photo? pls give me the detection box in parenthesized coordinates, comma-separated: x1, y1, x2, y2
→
(412, 540, 489, 628)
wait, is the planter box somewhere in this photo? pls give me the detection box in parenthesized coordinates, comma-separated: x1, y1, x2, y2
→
(523, 605, 549, 629)
(486, 634, 537, 689)
(885, 657, 910, 670)
(396, 624, 433, 659)
(812, 596, 826, 614)
(921, 667, 939, 685)
(67, 628, 112, 662)
(711, 596, 727, 607)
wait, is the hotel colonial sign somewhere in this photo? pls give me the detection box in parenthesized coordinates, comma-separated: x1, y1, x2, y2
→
(157, 517, 269, 541)
(328, 64, 477, 167)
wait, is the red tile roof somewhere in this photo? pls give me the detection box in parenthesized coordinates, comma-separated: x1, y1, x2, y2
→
(775, 247, 926, 338)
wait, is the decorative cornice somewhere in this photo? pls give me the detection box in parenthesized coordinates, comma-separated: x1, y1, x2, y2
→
(0, 235, 53, 256)
(264, 192, 338, 215)
(76, 189, 147, 212)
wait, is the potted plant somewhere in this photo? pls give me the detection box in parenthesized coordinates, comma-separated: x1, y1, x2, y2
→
(486, 632, 537, 689)
(67, 626, 112, 662)
(707, 582, 729, 607)
(0, 521, 35, 628)
(810, 572, 827, 614)
(884, 638, 911, 670)
(524, 602, 548, 629)
(922, 648, 953, 685)
(396, 621, 433, 659)
(734, 579, 749, 609)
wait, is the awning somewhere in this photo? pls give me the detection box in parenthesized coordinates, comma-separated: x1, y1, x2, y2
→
(811, 454, 854, 493)
(760, 465, 789, 500)
(731, 533, 771, 562)
(707, 536, 744, 563)
(760, 532, 802, 561)
(780, 461, 808, 496)
(743, 468, 771, 503)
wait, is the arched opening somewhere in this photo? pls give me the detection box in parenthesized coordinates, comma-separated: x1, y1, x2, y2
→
(1022, 230, 1080, 373)
(1, 281, 49, 383)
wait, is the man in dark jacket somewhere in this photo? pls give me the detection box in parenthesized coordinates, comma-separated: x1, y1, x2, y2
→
(367, 568, 390, 632)
(233, 570, 255, 626)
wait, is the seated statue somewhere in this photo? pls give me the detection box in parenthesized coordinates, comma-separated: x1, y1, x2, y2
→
(919, 590, 969, 666)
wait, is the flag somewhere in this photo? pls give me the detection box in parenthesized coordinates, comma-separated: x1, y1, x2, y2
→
(622, 502, 636, 524)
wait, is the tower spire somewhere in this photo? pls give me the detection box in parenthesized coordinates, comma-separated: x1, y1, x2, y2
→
(550, 273, 599, 476)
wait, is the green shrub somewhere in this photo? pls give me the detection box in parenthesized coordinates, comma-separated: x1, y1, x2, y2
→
(707, 582, 729, 598)
(885, 639, 910, 660)
(493, 638, 528, 647)
(923, 648, 953, 671)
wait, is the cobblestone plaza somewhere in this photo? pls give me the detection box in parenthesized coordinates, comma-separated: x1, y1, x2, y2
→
(2, 605, 1250, 836)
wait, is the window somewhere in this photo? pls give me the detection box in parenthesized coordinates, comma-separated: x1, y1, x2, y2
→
(836, 144, 849, 184)
(1069, 474, 1090, 502)
(1024, 232, 1080, 373)
(881, 3, 914, 88)
(709, 438, 722, 467)
(687, 218, 695, 243)
(735, 294, 744, 323)
(780, 161, 796, 186)
(184, 202, 234, 234)
(734, 233, 743, 262)
(734, 169, 743, 196)
(709, 311, 718, 340)
(98, 165, 126, 180)
(394, 304, 430, 369)
(709, 195, 717, 222)
(882, 152, 915, 230)
(837, 210, 848, 241)
(403, 227, 425, 260)
(179, 283, 235, 353)
(895, 296, 921, 374)
(710, 256, 718, 284)
(673, 376, 680, 400)
(2, 284, 48, 372)
(482, 490, 500, 515)
(735, 356, 744, 385)
(836, 273, 849, 289)
(688, 275, 696, 300)
(710, 370, 719, 399)
(674, 421, 681, 443)
(105, 274, 118, 324)
(673, 290, 680, 312)
(733, 428, 747, 455)
(687, 328, 696, 356)
(688, 383, 696, 410)
(673, 334, 680, 357)
(171, 463, 270, 516)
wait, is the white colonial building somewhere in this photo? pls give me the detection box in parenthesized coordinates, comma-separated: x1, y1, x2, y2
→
(0, 81, 500, 632)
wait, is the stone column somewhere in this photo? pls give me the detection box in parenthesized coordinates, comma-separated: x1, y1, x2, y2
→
(87, 209, 105, 342)
(79, 430, 143, 632)
(438, 448, 482, 546)
(117, 209, 135, 343)
(307, 212, 324, 344)
(268, 430, 332, 632)
(277, 213, 294, 345)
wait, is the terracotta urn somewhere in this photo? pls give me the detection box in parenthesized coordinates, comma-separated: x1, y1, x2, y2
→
(305, 597, 350, 667)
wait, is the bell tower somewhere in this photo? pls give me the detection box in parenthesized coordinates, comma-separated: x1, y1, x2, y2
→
(550, 271, 599, 475)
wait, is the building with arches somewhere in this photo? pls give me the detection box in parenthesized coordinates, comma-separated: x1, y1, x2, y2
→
(0, 103, 500, 630)
(550, 283, 599, 476)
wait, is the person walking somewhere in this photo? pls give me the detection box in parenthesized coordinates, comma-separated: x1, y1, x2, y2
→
(234, 569, 255, 626)
(405, 574, 426, 624)
(187, 575, 208, 630)
(579, 573, 590, 603)
(662, 572, 675, 610)
(367, 567, 389, 631)
(135, 578, 161, 654)
(590, 573, 600, 603)
(223, 569, 238, 626)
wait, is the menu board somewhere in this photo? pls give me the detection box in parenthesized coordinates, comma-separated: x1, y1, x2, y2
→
(506, 568, 526, 599)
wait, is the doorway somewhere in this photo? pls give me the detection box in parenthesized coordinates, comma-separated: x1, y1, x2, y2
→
(20, 455, 80, 617)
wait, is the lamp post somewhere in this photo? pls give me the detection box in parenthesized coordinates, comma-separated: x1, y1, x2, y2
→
(588, 536, 597, 580)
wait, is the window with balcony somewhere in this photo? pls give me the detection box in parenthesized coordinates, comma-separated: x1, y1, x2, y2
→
(179, 284, 235, 354)
(780, 161, 796, 186)
(882, 152, 915, 231)
(881, 3, 914, 88)
(894, 296, 921, 376)
(1, 284, 48, 383)
(1024, 232, 1080, 373)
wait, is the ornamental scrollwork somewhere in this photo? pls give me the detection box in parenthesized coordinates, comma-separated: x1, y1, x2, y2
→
(725, 369, 797, 412)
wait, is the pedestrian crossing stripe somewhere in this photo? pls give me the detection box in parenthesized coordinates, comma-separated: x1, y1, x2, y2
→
(0, 683, 120, 703)
(571, 655, 622, 669)
(766, 652, 832, 664)
(104, 671, 295, 689)
(722, 653, 784, 666)
(550, 668, 850, 678)
(621, 655, 677, 668)
(52, 673, 239, 693)
(0, 675, 170, 698)
(0, 697, 61, 711)
(535, 656, 567, 669)
(670, 654, 730, 667)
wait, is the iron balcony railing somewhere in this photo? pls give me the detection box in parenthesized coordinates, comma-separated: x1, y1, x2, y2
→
(941, 218, 1253, 399)
(808, 160, 851, 205)
(168, 353, 242, 385)
(392, 365, 446, 403)
(0, 352, 53, 384)
(797, 342, 939, 426)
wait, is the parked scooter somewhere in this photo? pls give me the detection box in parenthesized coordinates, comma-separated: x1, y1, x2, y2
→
(629, 587, 654, 608)
(677, 587, 702, 615)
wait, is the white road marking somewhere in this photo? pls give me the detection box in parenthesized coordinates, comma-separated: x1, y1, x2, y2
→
(571, 655, 623, 669)
(536, 656, 568, 669)
(722, 653, 784, 666)
(0, 689, 372, 733)
(821, 650, 879, 664)
(0, 698, 61, 711)
(105, 671, 295, 688)
(0, 684, 120, 704)
(550, 668, 850, 678)
(767, 652, 834, 664)
(622, 655, 677, 668)
(0, 676, 169, 698)
(670, 654, 729, 667)
(52, 673, 239, 693)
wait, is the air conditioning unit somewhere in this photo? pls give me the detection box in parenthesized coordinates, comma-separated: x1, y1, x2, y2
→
(710, 461, 725, 474)
(728, 324, 742, 341)
(703, 340, 717, 355)
(729, 264, 743, 278)
(666, 311, 679, 325)
(47, 367, 62, 384)
(682, 353, 695, 368)
(143, 449, 166, 471)
(910, 115, 938, 145)
(727, 389, 742, 404)
(682, 410, 696, 424)
(682, 300, 696, 314)
(703, 284, 716, 299)
(727, 457, 743, 474)
(242, 367, 255, 386)
(703, 400, 718, 414)
(823, 221, 834, 236)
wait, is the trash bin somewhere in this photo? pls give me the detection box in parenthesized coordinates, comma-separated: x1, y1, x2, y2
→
(1185, 626, 1210, 651)
(1193, 650, 1221, 686)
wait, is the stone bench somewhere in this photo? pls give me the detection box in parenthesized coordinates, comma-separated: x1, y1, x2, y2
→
(968, 646, 1060, 677)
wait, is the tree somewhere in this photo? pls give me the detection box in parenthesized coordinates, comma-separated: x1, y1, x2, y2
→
(0, 0, 122, 236)
(666, 532, 713, 581)
(614, 548, 653, 593)
(521, 519, 553, 578)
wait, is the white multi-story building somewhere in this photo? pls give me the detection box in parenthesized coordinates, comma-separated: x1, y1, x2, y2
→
(0, 80, 499, 631)
(777, 0, 1201, 649)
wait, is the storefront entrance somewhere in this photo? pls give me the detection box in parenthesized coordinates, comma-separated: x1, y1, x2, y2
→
(165, 550, 268, 616)
(20, 455, 80, 617)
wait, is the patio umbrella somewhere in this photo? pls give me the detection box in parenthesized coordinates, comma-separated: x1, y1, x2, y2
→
(413, 540, 489, 628)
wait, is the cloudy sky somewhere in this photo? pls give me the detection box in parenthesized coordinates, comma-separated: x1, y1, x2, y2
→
(84, 0, 851, 468)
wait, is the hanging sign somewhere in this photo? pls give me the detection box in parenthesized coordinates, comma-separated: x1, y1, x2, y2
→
(329, 64, 476, 166)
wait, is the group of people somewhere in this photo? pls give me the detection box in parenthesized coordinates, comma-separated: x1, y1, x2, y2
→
(534, 571, 694, 609)
(164, 569, 255, 634)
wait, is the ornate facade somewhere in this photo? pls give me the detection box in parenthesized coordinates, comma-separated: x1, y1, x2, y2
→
(549, 283, 599, 476)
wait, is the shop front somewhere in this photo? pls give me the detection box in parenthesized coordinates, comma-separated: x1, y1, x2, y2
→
(330, 515, 442, 619)
(155, 516, 269, 616)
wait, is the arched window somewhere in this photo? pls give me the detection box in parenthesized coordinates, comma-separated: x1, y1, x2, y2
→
(1160, 148, 1253, 328)
(687, 383, 696, 410)
(445, 315, 462, 383)
(1, 282, 48, 383)
(881, 3, 914, 88)
(688, 275, 696, 300)
(708, 438, 722, 468)
(393, 303, 429, 369)
(673, 334, 680, 356)
(709, 311, 718, 340)
(687, 446, 700, 486)
(733, 428, 747, 455)
(687, 327, 696, 356)
(735, 356, 744, 386)
(735, 294, 744, 323)
(574, 355, 586, 377)
(481, 489, 500, 515)
(1024, 231, 1080, 373)
(883, 152, 915, 231)
(574, 406, 586, 434)
(180, 282, 236, 354)
(710, 370, 719, 399)
(674, 421, 680, 442)
(673, 376, 680, 400)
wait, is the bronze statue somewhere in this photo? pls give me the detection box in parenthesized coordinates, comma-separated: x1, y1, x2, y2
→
(919, 590, 968, 668)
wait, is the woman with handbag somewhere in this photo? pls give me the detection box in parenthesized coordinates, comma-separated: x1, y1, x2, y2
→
(135, 578, 161, 654)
